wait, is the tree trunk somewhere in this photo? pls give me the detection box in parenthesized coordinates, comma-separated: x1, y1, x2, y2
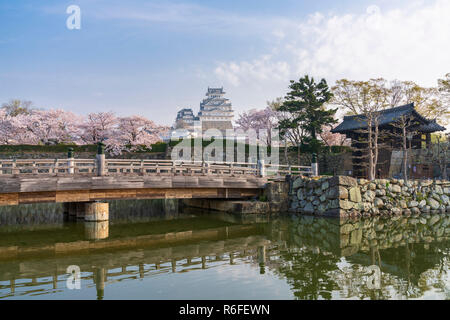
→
(373, 123, 379, 181)
(402, 126, 408, 181)
(284, 137, 289, 166)
(368, 125, 375, 181)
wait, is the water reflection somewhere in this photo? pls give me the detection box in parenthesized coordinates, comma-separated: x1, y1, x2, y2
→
(0, 202, 448, 300)
(277, 214, 450, 299)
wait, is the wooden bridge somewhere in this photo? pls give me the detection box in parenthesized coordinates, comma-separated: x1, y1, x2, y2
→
(0, 158, 312, 208)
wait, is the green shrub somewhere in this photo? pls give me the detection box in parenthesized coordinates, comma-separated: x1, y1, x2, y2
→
(0, 143, 168, 154)
(0, 144, 96, 153)
(416, 192, 424, 201)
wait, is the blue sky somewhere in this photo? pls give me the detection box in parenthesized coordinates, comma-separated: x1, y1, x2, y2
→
(0, 0, 449, 125)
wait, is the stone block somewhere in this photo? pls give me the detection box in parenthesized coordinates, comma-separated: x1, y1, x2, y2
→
(329, 176, 357, 187)
(339, 200, 354, 210)
(292, 178, 303, 189)
(349, 187, 362, 202)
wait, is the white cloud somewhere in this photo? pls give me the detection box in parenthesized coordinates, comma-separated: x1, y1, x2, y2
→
(214, 0, 450, 88)
(214, 55, 290, 86)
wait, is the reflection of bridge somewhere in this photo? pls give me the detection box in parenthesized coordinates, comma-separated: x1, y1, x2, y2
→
(0, 159, 310, 207)
(0, 223, 284, 299)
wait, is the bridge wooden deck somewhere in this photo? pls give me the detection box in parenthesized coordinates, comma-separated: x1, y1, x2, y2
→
(0, 175, 266, 206)
(0, 159, 311, 206)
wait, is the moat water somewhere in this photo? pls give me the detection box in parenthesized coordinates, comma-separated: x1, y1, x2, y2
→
(0, 200, 448, 300)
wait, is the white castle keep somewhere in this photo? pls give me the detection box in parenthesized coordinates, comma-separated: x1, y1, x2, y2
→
(172, 87, 234, 137)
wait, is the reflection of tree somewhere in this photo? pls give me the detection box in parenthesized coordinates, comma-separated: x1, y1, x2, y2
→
(267, 217, 450, 300)
(274, 247, 341, 299)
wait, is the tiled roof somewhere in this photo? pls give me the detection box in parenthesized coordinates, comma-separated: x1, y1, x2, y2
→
(331, 103, 446, 133)
(416, 119, 447, 133)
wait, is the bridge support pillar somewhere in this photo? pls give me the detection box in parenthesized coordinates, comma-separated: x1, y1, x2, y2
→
(85, 202, 109, 222)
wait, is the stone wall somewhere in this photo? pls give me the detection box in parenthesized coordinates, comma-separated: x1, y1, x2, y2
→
(289, 175, 450, 217)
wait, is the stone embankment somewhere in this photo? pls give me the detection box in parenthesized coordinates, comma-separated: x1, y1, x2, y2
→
(289, 176, 450, 217)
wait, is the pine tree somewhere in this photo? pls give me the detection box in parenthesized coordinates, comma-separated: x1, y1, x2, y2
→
(278, 75, 337, 156)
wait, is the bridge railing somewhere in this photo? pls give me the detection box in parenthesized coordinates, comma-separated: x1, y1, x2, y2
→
(0, 159, 96, 175)
(104, 159, 312, 177)
(0, 158, 313, 177)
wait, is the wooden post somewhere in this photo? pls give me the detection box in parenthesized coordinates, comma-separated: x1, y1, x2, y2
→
(12, 158, 17, 175)
(96, 142, 106, 176)
(67, 148, 74, 174)
(53, 159, 58, 174)
(311, 153, 318, 177)
(258, 159, 266, 177)
(10, 279, 15, 294)
(95, 267, 106, 300)
(258, 245, 266, 274)
(201, 256, 206, 269)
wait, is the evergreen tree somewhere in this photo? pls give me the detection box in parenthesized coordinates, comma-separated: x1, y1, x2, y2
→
(278, 75, 337, 153)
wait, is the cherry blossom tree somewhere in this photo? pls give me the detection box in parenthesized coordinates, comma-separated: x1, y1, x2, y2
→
(0, 110, 38, 144)
(235, 107, 278, 145)
(107, 115, 170, 154)
(319, 125, 350, 147)
(0, 109, 17, 144)
(79, 112, 117, 144)
(22, 109, 82, 144)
